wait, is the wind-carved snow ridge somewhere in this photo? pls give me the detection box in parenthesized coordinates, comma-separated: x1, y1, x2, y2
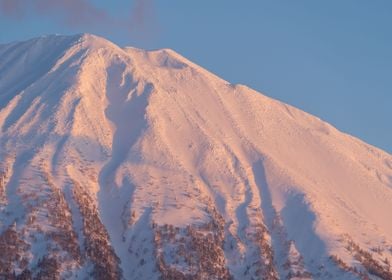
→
(0, 33, 392, 279)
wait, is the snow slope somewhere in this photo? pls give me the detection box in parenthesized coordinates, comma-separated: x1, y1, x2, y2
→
(0, 34, 392, 279)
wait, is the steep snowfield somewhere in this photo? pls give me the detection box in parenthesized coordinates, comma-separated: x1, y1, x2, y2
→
(0, 34, 392, 279)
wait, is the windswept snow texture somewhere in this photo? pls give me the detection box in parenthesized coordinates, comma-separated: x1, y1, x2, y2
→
(0, 34, 392, 279)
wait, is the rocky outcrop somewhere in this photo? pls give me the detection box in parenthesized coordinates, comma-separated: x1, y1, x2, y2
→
(71, 180, 122, 280)
(154, 207, 232, 280)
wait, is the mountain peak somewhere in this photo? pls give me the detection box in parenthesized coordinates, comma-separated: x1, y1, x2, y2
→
(0, 34, 391, 279)
(76, 33, 122, 50)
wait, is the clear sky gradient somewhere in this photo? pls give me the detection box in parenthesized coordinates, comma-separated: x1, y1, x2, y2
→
(0, 0, 391, 153)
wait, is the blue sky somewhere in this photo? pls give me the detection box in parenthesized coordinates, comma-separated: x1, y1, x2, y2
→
(1, 0, 391, 153)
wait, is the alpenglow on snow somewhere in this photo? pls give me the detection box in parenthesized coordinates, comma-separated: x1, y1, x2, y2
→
(0, 34, 392, 279)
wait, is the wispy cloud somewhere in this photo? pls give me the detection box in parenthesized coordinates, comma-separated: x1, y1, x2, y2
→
(35, 0, 109, 27)
(129, 0, 157, 41)
(0, 0, 23, 17)
(0, 0, 157, 40)
(130, 0, 153, 29)
(0, 0, 109, 26)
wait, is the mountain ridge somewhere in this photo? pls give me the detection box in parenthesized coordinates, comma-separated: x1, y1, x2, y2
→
(0, 33, 391, 279)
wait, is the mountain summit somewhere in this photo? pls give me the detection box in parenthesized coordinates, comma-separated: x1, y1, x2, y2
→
(0, 34, 391, 279)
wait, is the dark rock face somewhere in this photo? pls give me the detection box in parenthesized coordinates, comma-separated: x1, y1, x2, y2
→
(0, 226, 30, 277)
(330, 237, 392, 280)
(154, 208, 232, 280)
(71, 180, 122, 280)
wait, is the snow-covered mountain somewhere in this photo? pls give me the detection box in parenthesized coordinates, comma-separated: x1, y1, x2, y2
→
(0, 34, 391, 280)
